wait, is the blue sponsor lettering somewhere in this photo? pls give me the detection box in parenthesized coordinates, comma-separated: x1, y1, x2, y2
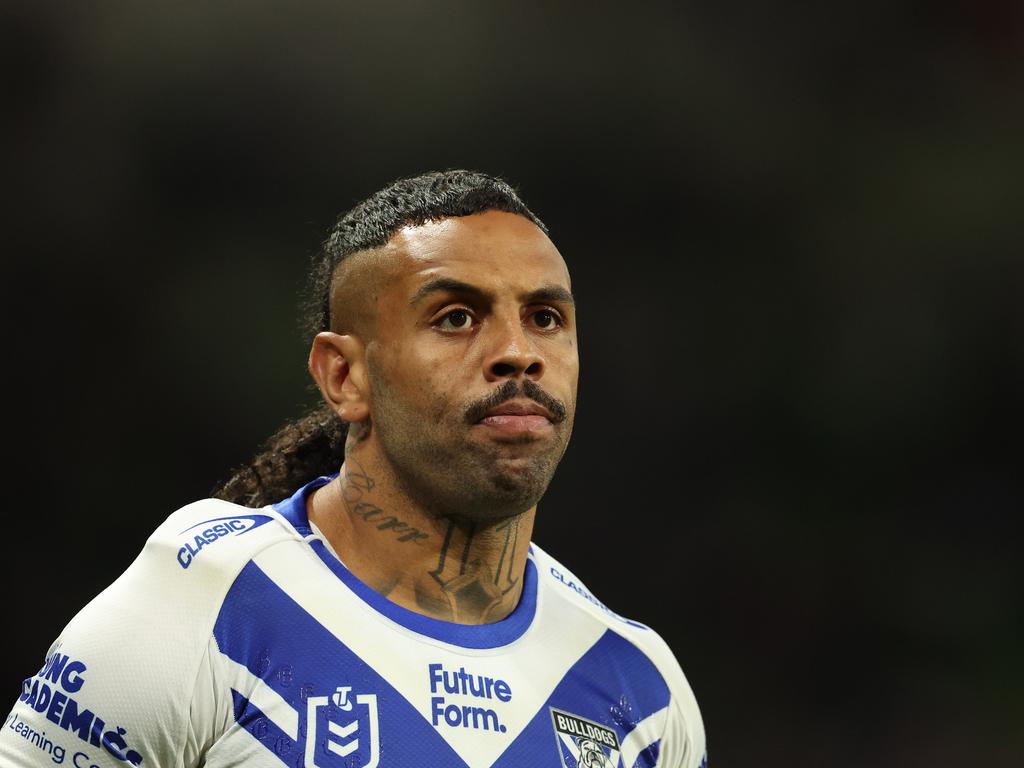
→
(19, 648, 144, 766)
(40, 653, 87, 694)
(430, 697, 503, 731)
(176, 515, 273, 569)
(45, 689, 68, 726)
(427, 663, 509, 733)
(32, 679, 52, 713)
(59, 696, 93, 740)
(5, 711, 67, 764)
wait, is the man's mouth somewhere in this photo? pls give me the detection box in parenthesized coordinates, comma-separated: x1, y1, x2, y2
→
(465, 379, 567, 427)
(476, 400, 554, 435)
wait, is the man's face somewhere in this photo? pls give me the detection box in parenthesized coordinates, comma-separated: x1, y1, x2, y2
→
(362, 210, 578, 520)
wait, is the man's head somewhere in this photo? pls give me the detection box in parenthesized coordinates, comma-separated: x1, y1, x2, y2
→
(307, 171, 578, 521)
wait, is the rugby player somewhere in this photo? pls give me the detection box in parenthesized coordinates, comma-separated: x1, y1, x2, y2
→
(3, 170, 706, 768)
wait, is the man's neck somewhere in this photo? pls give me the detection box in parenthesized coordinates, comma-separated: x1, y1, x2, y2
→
(307, 451, 534, 625)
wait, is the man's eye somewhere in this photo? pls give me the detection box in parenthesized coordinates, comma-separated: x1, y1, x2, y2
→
(437, 309, 473, 331)
(532, 310, 561, 329)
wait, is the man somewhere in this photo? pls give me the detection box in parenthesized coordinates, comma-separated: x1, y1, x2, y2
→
(3, 171, 705, 767)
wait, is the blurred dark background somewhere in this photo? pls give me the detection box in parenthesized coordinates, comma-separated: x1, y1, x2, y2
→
(3, 1, 1021, 766)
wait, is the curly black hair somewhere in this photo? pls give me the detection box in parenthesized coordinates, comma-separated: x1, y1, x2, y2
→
(212, 170, 547, 507)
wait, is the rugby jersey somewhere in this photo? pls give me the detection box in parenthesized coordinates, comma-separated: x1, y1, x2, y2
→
(3, 475, 705, 768)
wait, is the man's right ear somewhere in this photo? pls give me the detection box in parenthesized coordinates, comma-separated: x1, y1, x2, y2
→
(307, 332, 370, 424)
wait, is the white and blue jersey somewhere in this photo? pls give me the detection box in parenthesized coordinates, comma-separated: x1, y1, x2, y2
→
(3, 476, 705, 768)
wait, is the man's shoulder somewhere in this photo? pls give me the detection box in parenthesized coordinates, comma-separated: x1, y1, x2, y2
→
(5, 498, 305, 768)
(531, 541, 696, 687)
(531, 541, 653, 633)
(133, 496, 301, 585)
(53, 497, 305, 663)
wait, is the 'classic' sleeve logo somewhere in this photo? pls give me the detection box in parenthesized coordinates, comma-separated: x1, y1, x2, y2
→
(176, 514, 274, 569)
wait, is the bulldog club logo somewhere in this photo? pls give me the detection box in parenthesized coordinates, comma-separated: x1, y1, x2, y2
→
(549, 707, 622, 768)
(304, 686, 380, 768)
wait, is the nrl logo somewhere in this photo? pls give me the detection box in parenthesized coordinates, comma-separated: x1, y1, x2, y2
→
(304, 685, 380, 768)
(550, 707, 622, 768)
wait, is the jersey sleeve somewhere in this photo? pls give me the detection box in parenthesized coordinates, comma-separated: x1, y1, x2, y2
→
(0, 499, 281, 768)
(647, 630, 706, 768)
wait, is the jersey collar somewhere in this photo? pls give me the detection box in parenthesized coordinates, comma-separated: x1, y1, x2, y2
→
(272, 474, 538, 650)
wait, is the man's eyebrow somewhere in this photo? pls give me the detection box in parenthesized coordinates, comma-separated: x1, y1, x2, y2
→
(410, 277, 575, 307)
(410, 278, 491, 306)
(525, 285, 575, 306)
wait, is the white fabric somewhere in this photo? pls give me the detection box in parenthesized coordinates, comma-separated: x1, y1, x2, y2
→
(2, 497, 705, 768)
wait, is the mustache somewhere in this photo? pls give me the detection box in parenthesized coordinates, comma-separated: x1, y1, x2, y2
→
(464, 379, 568, 425)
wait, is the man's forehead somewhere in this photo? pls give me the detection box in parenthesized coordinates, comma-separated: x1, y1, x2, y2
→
(385, 211, 571, 289)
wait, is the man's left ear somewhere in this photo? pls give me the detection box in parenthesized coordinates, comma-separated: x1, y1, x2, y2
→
(307, 332, 370, 424)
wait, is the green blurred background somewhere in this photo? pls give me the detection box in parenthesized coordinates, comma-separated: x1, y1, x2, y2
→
(4, 1, 1022, 766)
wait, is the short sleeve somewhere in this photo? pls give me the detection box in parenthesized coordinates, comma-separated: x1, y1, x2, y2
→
(657, 684, 707, 768)
(0, 499, 277, 768)
(637, 630, 706, 768)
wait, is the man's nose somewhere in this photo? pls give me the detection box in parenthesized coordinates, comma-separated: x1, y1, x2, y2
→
(482, 317, 545, 382)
